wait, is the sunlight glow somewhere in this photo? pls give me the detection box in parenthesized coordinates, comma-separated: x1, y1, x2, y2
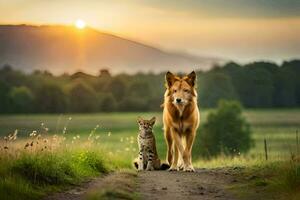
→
(75, 19, 86, 29)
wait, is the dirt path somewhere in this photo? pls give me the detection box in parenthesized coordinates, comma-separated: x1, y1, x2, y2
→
(44, 168, 241, 200)
(137, 168, 239, 200)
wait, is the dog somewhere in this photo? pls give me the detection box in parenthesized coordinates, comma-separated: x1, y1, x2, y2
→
(162, 71, 200, 172)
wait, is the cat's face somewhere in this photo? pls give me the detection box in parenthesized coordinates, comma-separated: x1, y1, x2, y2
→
(137, 117, 156, 133)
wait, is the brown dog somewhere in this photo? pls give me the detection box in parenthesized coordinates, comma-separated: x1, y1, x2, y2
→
(162, 71, 200, 172)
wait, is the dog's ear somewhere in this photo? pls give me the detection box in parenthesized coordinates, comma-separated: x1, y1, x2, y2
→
(137, 116, 143, 125)
(165, 71, 175, 88)
(149, 117, 156, 126)
(186, 71, 197, 87)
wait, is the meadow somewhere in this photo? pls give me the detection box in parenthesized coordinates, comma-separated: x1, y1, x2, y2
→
(1, 109, 299, 164)
(0, 109, 299, 200)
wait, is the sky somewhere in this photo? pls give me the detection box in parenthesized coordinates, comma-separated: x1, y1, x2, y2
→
(1, 0, 300, 63)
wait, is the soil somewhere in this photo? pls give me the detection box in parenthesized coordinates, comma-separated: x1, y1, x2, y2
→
(44, 168, 241, 200)
(137, 168, 238, 200)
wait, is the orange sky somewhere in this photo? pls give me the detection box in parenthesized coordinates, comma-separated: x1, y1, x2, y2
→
(1, 0, 299, 62)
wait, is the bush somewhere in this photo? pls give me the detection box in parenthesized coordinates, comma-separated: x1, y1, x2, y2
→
(196, 100, 253, 157)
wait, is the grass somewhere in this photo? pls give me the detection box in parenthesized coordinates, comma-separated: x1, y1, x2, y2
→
(1, 109, 299, 161)
(229, 156, 300, 200)
(0, 109, 299, 199)
(0, 132, 131, 200)
(86, 171, 138, 200)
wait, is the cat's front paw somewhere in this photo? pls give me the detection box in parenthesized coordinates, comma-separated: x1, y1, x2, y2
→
(146, 165, 154, 171)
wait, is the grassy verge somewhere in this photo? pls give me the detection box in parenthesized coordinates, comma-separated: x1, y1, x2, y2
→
(86, 170, 138, 200)
(228, 155, 300, 200)
(0, 133, 132, 200)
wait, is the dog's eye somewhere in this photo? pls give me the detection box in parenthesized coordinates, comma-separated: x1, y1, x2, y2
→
(184, 89, 189, 93)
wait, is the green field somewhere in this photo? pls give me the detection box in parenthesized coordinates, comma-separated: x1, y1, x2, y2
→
(1, 109, 299, 163)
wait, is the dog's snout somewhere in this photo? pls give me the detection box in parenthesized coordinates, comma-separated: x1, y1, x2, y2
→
(176, 98, 182, 103)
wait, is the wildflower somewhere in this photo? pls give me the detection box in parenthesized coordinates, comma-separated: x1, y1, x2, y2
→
(73, 136, 77, 140)
(108, 132, 111, 137)
(125, 147, 130, 151)
(41, 122, 44, 127)
(30, 131, 37, 137)
(45, 128, 49, 132)
(132, 148, 136, 151)
(63, 127, 67, 134)
(68, 117, 72, 120)
(24, 143, 29, 149)
(120, 138, 124, 142)
(76, 135, 80, 139)
(95, 136, 100, 140)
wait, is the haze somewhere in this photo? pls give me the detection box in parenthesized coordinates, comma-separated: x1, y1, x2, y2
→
(1, 0, 300, 63)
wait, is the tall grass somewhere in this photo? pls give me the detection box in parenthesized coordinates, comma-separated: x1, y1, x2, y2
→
(0, 124, 132, 200)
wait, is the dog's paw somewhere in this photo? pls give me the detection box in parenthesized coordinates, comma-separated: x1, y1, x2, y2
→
(168, 166, 179, 171)
(183, 165, 195, 172)
(177, 163, 184, 171)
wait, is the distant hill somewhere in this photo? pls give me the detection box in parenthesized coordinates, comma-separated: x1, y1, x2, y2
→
(0, 25, 223, 74)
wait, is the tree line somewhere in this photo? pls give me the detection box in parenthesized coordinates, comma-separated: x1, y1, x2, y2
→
(0, 60, 299, 113)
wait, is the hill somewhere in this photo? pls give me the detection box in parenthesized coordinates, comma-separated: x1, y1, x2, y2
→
(0, 25, 222, 74)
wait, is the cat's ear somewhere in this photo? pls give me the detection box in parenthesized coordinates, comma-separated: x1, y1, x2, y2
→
(149, 117, 156, 126)
(137, 116, 143, 125)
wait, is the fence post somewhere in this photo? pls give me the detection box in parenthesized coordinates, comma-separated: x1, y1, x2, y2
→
(264, 138, 268, 161)
(297, 130, 299, 155)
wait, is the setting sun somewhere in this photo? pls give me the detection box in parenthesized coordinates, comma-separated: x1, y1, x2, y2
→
(75, 19, 86, 29)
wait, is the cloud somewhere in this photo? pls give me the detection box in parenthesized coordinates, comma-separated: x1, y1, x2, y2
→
(136, 0, 300, 18)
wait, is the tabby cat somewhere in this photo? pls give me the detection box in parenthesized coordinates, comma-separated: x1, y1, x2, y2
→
(133, 117, 169, 171)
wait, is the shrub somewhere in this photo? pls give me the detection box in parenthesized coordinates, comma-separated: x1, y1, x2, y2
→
(195, 100, 253, 157)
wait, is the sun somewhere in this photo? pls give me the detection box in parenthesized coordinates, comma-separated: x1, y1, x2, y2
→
(75, 19, 86, 29)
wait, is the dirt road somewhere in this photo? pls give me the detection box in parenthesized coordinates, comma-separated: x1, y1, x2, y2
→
(45, 168, 241, 200)
(138, 168, 238, 200)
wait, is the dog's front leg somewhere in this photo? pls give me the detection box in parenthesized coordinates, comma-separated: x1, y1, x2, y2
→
(168, 130, 184, 171)
(164, 127, 173, 165)
(183, 131, 196, 172)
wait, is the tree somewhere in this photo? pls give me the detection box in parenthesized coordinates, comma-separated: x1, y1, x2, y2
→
(195, 100, 253, 157)
(107, 78, 127, 102)
(99, 93, 116, 112)
(233, 68, 274, 107)
(0, 80, 10, 113)
(68, 82, 98, 112)
(198, 73, 238, 107)
(35, 83, 67, 113)
(9, 86, 34, 113)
